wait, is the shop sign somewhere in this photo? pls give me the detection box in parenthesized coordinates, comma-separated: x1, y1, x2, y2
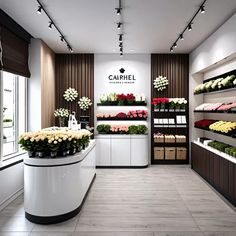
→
(108, 68, 136, 84)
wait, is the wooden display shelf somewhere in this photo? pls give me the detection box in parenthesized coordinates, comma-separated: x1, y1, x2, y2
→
(152, 159, 189, 164)
(153, 109, 186, 113)
(153, 142, 187, 147)
(194, 126, 236, 139)
(97, 103, 147, 106)
(154, 125, 188, 128)
(194, 110, 236, 113)
(194, 86, 236, 95)
(97, 117, 147, 121)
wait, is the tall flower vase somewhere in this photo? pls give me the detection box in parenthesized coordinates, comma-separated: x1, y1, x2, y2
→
(59, 117, 66, 127)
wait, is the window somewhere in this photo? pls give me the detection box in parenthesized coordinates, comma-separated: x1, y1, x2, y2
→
(1, 71, 27, 161)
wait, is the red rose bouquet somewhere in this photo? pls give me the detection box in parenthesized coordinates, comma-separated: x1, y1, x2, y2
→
(126, 93, 135, 104)
(116, 112, 127, 119)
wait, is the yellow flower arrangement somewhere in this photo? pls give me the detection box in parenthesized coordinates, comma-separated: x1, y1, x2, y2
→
(209, 121, 236, 133)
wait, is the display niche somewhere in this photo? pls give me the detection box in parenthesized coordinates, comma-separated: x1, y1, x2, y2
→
(152, 98, 189, 164)
(151, 54, 189, 164)
(95, 92, 149, 167)
(192, 67, 236, 206)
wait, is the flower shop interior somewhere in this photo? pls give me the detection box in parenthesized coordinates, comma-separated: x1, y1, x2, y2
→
(1, 0, 236, 235)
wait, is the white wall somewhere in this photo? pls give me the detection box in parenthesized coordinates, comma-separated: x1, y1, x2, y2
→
(189, 13, 236, 146)
(94, 54, 151, 160)
(0, 162, 24, 211)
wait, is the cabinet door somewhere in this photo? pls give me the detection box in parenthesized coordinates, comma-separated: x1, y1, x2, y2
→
(213, 154, 220, 189)
(131, 137, 148, 166)
(111, 138, 131, 166)
(95, 138, 111, 166)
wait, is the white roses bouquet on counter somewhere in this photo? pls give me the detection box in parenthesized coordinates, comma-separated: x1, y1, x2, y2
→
(78, 97, 92, 111)
(153, 75, 168, 91)
(63, 87, 78, 102)
(54, 108, 70, 118)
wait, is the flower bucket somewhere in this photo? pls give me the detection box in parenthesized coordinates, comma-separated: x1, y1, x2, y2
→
(50, 151, 57, 158)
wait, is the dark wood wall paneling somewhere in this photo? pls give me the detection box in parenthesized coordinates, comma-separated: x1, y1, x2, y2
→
(151, 54, 189, 98)
(55, 54, 94, 126)
(151, 54, 189, 164)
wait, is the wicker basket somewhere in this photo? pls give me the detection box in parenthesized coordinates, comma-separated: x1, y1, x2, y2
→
(176, 147, 187, 160)
(176, 135, 186, 143)
(165, 147, 176, 160)
(154, 147, 164, 160)
(154, 135, 164, 143)
(165, 135, 175, 143)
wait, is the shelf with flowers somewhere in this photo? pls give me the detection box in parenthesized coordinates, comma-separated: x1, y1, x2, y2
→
(96, 110, 148, 121)
(97, 93, 147, 106)
(194, 102, 236, 113)
(19, 129, 91, 158)
(152, 98, 188, 112)
(194, 73, 236, 95)
(194, 119, 236, 138)
(96, 124, 148, 135)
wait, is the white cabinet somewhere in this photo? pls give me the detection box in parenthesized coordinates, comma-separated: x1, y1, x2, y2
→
(131, 135, 148, 166)
(95, 135, 148, 167)
(111, 135, 131, 166)
(96, 135, 111, 166)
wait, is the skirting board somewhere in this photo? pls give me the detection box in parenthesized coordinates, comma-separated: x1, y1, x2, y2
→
(0, 188, 23, 211)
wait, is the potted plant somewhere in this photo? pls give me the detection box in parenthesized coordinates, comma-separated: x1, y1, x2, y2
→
(3, 118, 13, 127)
(97, 124, 111, 134)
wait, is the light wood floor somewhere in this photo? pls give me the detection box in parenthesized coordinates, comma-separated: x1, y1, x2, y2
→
(1, 165, 236, 235)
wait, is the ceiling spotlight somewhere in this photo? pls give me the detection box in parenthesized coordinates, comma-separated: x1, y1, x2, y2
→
(117, 22, 122, 29)
(48, 21, 53, 29)
(200, 5, 205, 13)
(60, 36, 64, 42)
(188, 24, 192, 31)
(180, 34, 184, 40)
(119, 34, 123, 42)
(173, 42, 177, 48)
(37, 6, 42, 14)
(67, 44, 73, 52)
(116, 8, 122, 15)
(170, 47, 174, 53)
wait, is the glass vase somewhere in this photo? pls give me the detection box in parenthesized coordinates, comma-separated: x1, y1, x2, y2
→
(59, 117, 66, 127)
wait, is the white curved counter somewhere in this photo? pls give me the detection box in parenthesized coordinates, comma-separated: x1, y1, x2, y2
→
(24, 140, 96, 224)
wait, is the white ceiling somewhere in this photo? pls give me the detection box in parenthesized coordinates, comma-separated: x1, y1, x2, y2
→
(1, 0, 236, 54)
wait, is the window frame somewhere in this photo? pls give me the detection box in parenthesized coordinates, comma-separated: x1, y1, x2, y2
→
(0, 70, 28, 162)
